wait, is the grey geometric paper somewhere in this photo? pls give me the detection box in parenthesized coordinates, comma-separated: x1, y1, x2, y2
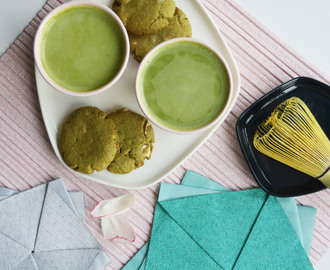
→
(0, 186, 18, 200)
(0, 179, 111, 270)
(12, 254, 38, 270)
(0, 185, 46, 250)
(34, 185, 100, 252)
(48, 179, 78, 215)
(33, 249, 101, 269)
(0, 232, 31, 270)
(69, 192, 86, 223)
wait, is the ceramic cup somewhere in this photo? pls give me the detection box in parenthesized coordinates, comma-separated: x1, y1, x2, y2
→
(136, 38, 233, 134)
(34, 1, 129, 97)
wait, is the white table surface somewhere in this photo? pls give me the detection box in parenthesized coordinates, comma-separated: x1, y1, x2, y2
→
(235, 0, 330, 268)
(235, 0, 330, 76)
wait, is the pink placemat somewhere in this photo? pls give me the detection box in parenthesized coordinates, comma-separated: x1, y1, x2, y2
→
(0, 0, 329, 268)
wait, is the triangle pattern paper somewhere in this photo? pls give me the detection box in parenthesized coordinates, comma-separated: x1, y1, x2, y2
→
(181, 170, 230, 192)
(33, 249, 100, 270)
(0, 186, 18, 200)
(277, 197, 303, 244)
(158, 188, 267, 269)
(48, 179, 77, 215)
(0, 184, 46, 250)
(145, 204, 222, 270)
(88, 250, 113, 270)
(297, 205, 317, 254)
(233, 195, 313, 270)
(12, 253, 38, 270)
(122, 242, 149, 270)
(34, 185, 100, 252)
(0, 232, 31, 269)
(0, 179, 111, 269)
(123, 171, 316, 270)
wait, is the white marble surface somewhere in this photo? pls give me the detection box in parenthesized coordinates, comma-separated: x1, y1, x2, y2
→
(234, 1, 330, 268)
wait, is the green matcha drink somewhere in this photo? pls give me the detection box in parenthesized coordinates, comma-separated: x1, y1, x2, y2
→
(139, 40, 230, 131)
(40, 6, 126, 92)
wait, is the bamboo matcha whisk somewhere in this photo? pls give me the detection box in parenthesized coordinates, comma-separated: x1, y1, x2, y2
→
(253, 97, 330, 187)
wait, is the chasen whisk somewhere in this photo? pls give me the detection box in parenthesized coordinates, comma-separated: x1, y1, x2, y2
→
(254, 97, 330, 187)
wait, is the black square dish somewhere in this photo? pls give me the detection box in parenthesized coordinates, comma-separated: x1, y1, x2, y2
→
(236, 77, 329, 197)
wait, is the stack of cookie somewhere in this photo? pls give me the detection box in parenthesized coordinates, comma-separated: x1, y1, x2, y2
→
(58, 107, 155, 174)
(112, 0, 192, 62)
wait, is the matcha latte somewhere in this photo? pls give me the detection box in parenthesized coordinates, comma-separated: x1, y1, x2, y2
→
(137, 39, 231, 133)
(37, 3, 128, 93)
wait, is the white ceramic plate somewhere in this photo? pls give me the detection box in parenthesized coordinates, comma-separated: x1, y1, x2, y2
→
(36, 0, 241, 189)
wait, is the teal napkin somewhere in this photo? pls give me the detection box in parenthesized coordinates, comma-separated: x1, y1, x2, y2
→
(123, 171, 316, 270)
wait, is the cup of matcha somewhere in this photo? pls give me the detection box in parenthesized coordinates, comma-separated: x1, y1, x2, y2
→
(136, 38, 233, 134)
(34, 1, 129, 96)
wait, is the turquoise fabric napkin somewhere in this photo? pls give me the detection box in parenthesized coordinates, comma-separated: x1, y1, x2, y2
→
(123, 171, 316, 270)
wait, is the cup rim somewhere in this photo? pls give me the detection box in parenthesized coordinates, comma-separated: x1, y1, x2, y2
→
(135, 37, 234, 135)
(34, 1, 130, 97)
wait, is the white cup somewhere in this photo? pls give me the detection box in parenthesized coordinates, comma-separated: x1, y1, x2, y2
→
(34, 1, 129, 97)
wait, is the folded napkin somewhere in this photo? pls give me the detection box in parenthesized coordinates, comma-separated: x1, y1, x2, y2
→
(123, 171, 316, 270)
(0, 179, 111, 270)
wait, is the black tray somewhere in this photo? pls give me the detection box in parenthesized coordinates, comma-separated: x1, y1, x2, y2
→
(236, 77, 329, 197)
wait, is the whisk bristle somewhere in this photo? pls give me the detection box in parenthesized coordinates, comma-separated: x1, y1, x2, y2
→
(254, 97, 330, 187)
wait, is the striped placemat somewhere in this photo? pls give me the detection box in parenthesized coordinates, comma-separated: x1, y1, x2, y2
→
(0, 0, 328, 268)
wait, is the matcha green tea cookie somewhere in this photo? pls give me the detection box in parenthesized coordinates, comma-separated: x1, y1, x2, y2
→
(129, 7, 192, 62)
(112, 0, 176, 35)
(59, 106, 119, 174)
(107, 108, 155, 174)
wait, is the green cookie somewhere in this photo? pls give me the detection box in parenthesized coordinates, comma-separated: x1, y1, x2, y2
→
(59, 106, 118, 174)
(129, 7, 192, 62)
(107, 108, 155, 174)
(112, 0, 176, 35)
